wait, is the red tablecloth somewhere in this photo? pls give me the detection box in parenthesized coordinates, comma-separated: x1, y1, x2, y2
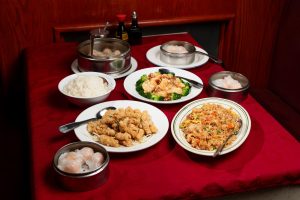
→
(26, 33, 300, 200)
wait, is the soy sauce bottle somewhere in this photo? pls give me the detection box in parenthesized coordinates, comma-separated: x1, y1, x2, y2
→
(115, 14, 128, 41)
(128, 11, 142, 45)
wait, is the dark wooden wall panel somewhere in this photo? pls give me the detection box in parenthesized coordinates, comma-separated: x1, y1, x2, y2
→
(250, 0, 300, 138)
(0, 0, 236, 97)
(269, 0, 300, 113)
(231, 0, 286, 87)
(0, 0, 288, 93)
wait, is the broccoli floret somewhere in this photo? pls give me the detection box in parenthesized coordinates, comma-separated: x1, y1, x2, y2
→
(136, 74, 148, 95)
(136, 75, 147, 85)
(182, 82, 191, 96)
(140, 74, 148, 82)
(150, 94, 164, 101)
(144, 92, 152, 99)
(136, 82, 144, 94)
(171, 93, 182, 100)
(136, 85, 149, 99)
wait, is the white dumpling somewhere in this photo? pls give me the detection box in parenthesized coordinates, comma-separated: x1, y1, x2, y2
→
(86, 152, 104, 171)
(103, 48, 112, 56)
(113, 50, 121, 56)
(79, 147, 94, 160)
(57, 151, 84, 173)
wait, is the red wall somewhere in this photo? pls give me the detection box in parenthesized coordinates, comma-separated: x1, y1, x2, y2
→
(0, 0, 287, 96)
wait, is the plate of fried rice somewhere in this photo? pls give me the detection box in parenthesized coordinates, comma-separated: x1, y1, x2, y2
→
(171, 97, 251, 156)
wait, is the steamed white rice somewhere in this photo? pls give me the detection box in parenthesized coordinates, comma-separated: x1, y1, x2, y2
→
(63, 75, 109, 97)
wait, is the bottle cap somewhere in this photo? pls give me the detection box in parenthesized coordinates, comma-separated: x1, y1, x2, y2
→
(132, 11, 137, 19)
(116, 14, 126, 22)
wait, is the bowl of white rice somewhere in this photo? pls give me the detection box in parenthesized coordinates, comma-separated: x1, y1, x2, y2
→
(58, 72, 116, 106)
(207, 71, 250, 102)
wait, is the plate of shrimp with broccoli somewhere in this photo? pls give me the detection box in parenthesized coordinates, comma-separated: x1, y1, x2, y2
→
(123, 67, 203, 104)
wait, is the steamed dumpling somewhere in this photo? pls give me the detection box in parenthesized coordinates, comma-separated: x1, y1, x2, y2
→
(57, 147, 105, 174)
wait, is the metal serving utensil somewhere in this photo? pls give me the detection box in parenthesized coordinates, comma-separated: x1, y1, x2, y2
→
(90, 22, 110, 57)
(158, 68, 203, 89)
(59, 106, 116, 133)
(195, 51, 223, 64)
(213, 119, 243, 157)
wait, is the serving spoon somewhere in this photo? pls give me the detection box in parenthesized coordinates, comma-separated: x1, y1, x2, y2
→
(195, 51, 223, 65)
(213, 119, 243, 157)
(90, 21, 110, 58)
(158, 68, 203, 89)
(59, 106, 116, 133)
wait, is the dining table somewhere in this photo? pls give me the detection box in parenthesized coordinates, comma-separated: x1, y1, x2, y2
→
(25, 32, 300, 200)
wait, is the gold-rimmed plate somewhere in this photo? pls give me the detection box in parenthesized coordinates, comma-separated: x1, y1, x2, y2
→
(171, 97, 251, 156)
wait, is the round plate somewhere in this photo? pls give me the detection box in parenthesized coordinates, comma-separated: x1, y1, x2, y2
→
(171, 97, 251, 156)
(71, 57, 138, 79)
(74, 100, 169, 153)
(123, 67, 203, 104)
(146, 45, 209, 69)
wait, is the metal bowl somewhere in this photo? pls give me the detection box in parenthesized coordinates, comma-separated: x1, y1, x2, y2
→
(77, 38, 131, 75)
(160, 40, 196, 65)
(53, 141, 109, 191)
(207, 71, 250, 102)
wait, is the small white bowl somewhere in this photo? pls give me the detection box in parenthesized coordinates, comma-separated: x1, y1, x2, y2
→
(58, 72, 116, 106)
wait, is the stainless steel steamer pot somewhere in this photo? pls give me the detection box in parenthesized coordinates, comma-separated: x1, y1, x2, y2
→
(77, 38, 131, 75)
(160, 41, 197, 65)
(207, 71, 250, 102)
(53, 141, 110, 191)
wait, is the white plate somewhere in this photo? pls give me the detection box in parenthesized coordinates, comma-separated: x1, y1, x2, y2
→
(74, 100, 169, 153)
(123, 67, 203, 104)
(171, 97, 251, 156)
(71, 57, 138, 79)
(146, 45, 209, 69)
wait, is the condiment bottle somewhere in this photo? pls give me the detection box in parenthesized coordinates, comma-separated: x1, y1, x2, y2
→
(115, 14, 128, 41)
(128, 11, 142, 45)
